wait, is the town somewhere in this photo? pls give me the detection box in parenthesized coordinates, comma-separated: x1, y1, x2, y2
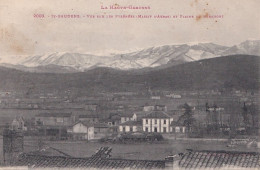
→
(0, 87, 259, 168)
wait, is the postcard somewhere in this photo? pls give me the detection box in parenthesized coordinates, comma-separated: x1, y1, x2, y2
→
(0, 0, 259, 169)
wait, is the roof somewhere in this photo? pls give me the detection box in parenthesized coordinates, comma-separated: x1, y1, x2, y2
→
(36, 113, 72, 118)
(170, 121, 184, 127)
(72, 121, 94, 127)
(178, 149, 260, 169)
(94, 122, 110, 128)
(120, 121, 142, 126)
(15, 147, 165, 169)
(79, 114, 98, 118)
(121, 112, 134, 117)
(134, 111, 148, 116)
(142, 111, 171, 119)
(27, 146, 72, 157)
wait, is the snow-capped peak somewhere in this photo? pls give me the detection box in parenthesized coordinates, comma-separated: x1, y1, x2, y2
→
(0, 40, 259, 72)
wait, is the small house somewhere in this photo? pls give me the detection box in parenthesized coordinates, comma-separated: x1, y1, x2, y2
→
(121, 113, 134, 123)
(106, 113, 121, 126)
(119, 121, 142, 133)
(94, 122, 110, 133)
(170, 121, 186, 133)
(68, 121, 94, 140)
(35, 113, 74, 127)
(11, 116, 25, 131)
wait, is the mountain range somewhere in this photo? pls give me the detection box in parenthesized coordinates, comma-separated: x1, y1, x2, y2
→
(0, 55, 259, 93)
(0, 40, 259, 73)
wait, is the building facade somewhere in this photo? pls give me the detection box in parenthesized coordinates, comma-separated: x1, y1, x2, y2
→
(35, 113, 74, 127)
(119, 121, 142, 133)
(142, 111, 173, 133)
(68, 121, 94, 140)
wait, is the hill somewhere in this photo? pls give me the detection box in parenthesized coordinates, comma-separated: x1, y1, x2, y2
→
(0, 55, 258, 93)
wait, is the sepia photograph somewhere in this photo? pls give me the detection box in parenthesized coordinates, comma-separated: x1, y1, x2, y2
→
(0, 0, 259, 169)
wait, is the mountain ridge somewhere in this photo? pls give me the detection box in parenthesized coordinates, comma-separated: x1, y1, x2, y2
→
(0, 40, 259, 73)
(0, 55, 258, 93)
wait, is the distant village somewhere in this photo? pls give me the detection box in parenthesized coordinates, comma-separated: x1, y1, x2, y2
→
(1, 88, 258, 142)
(0, 88, 259, 169)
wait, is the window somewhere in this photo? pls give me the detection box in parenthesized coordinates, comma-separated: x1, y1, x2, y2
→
(130, 127, 133, 132)
(154, 127, 157, 132)
(155, 119, 157, 124)
(163, 127, 167, 133)
(145, 127, 148, 132)
(164, 119, 167, 124)
(146, 119, 148, 124)
(123, 127, 125, 132)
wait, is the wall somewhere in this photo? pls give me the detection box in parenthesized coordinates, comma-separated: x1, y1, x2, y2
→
(88, 127, 94, 140)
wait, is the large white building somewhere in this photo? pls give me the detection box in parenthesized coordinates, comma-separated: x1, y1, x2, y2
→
(142, 111, 173, 133)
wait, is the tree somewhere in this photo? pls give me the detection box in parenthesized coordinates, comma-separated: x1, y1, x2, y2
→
(242, 102, 249, 128)
(178, 103, 196, 133)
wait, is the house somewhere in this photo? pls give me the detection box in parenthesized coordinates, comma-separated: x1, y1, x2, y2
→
(166, 94, 182, 99)
(154, 105, 167, 111)
(106, 113, 121, 126)
(35, 113, 74, 139)
(121, 111, 148, 124)
(121, 113, 134, 123)
(79, 114, 99, 123)
(94, 122, 110, 133)
(11, 116, 26, 131)
(151, 96, 160, 100)
(143, 105, 155, 112)
(85, 104, 99, 111)
(94, 122, 113, 139)
(142, 111, 173, 133)
(35, 113, 74, 127)
(143, 105, 167, 112)
(132, 111, 148, 121)
(170, 121, 186, 133)
(119, 121, 142, 133)
(67, 121, 94, 140)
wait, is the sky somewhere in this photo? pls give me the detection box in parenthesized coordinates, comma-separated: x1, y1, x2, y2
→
(0, 0, 259, 58)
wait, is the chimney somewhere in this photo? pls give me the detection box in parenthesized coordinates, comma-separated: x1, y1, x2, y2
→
(165, 154, 181, 169)
(3, 128, 24, 166)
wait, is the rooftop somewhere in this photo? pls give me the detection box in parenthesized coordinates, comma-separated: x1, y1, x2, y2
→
(143, 111, 171, 119)
(94, 122, 110, 128)
(72, 121, 94, 127)
(15, 147, 165, 169)
(178, 149, 260, 169)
